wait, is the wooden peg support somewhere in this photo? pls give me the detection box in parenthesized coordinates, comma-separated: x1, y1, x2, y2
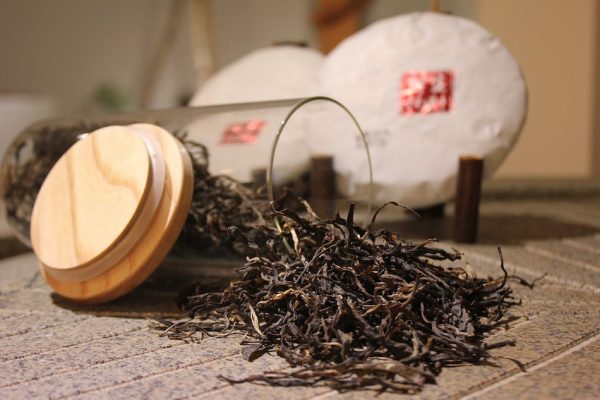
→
(251, 167, 267, 190)
(415, 203, 445, 218)
(453, 156, 483, 243)
(310, 155, 336, 217)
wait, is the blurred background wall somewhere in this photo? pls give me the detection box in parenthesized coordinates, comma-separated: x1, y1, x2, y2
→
(478, 0, 599, 179)
(0, 0, 196, 111)
(0, 0, 598, 180)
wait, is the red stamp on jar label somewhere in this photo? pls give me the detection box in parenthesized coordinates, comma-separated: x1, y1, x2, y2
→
(400, 70, 454, 115)
(220, 119, 266, 144)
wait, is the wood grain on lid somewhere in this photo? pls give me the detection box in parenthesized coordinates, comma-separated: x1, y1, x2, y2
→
(31, 126, 152, 271)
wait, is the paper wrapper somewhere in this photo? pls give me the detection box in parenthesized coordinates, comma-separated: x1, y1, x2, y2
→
(309, 12, 527, 208)
(187, 46, 324, 183)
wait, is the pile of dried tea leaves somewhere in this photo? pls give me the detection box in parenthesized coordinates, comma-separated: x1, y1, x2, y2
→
(160, 202, 527, 394)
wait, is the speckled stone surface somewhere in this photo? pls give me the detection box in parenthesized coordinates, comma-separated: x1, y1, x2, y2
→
(0, 193, 599, 399)
(466, 336, 600, 400)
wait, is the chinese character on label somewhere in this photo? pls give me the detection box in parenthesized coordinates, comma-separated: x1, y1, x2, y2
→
(220, 120, 266, 144)
(399, 70, 454, 115)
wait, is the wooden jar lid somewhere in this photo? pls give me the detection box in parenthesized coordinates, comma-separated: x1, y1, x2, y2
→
(31, 124, 194, 303)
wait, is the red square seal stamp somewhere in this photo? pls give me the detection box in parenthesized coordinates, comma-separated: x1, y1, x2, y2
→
(399, 70, 454, 115)
(220, 119, 266, 144)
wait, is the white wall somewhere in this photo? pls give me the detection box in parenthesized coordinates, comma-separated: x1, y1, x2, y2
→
(209, 0, 314, 68)
(0, 0, 195, 113)
(0, 0, 316, 114)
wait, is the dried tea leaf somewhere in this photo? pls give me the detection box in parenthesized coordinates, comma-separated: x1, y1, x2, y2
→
(163, 200, 530, 394)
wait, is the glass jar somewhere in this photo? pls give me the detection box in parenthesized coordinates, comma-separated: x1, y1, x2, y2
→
(0, 97, 373, 247)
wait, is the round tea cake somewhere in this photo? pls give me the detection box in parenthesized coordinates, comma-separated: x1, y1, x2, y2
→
(189, 45, 324, 106)
(310, 12, 527, 208)
(187, 46, 324, 184)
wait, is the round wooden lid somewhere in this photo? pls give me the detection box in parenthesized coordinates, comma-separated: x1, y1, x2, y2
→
(31, 124, 194, 303)
(31, 126, 153, 270)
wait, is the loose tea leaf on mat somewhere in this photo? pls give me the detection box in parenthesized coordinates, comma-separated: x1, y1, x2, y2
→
(159, 202, 527, 394)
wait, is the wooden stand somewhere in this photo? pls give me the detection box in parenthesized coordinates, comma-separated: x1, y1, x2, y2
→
(312, 0, 372, 54)
(453, 156, 484, 243)
(309, 155, 336, 217)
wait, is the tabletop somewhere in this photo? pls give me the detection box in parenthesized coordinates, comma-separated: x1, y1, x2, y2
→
(1, 180, 599, 399)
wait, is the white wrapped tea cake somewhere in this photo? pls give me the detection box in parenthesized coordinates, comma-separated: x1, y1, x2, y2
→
(310, 12, 527, 208)
(187, 46, 324, 183)
(190, 45, 323, 106)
